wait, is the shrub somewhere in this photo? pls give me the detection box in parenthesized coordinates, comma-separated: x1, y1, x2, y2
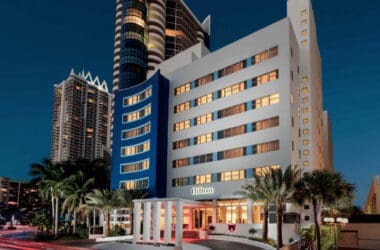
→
(248, 228, 257, 235)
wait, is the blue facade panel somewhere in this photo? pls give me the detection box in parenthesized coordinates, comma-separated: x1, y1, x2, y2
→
(111, 71, 169, 198)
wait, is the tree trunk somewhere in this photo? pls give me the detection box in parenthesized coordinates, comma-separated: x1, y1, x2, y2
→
(276, 204, 283, 249)
(262, 206, 268, 241)
(73, 210, 77, 234)
(130, 208, 134, 235)
(103, 212, 111, 237)
(51, 194, 55, 236)
(313, 198, 321, 250)
(55, 197, 59, 237)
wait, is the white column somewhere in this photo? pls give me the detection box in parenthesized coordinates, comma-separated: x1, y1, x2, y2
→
(153, 201, 161, 244)
(212, 199, 217, 224)
(247, 199, 253, 224)
(164, 201, 172, 245)
(133, 202, 141, 244)
(188, 209, 193, 229)
(143, 202, 152, 243)
(175, 200, 183, 247)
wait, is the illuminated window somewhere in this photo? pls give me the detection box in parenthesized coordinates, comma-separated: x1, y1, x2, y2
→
(195, 174, 212, 184)
(302, 76, 309, 83)
(218, 104, 246, 118)
(175, 83, 190, 96)
(290, 93, 294, 104)
(221, 170, 245, 181)
(122, 122, 150, 139)
(302, 97, 309, 103)
(195, 93, 213, 106)
(253, 46, 278, 64)
(121, 141, 150, 156)
(122, 104, 151, 123)
(121, 159, 149, 173)
(303, 139, 309, 145)
(123, 87, 152, 106)
(303, 107, 309, 114)
(195, 113, 213, 125)
(173, 139, 190, 149)
(255, 165, 281, 177)
(301, 19, 307, 26)
(301, 40, 308, 46)
(173, 158, 190, 168)
(121, 178, 149, 190)
(254, 93, 280, 109)
(196, 74, 214, 87)
(194, 133, 213, 145)
(303, 129, 309, 135)
(303, 150, 310, 155)
(303, 118, 309, 124)
(174, 101, 190, 113)
(220, 82, 245, 97)
(301, 29, 308, 36)
(303, 161, 309, 167)
(301, 9, 307, 16)
(218, 61, 246, 78)
(173, 120, 190, 132)
(302, 87, 309, 95)
(254, 70, 279, 86)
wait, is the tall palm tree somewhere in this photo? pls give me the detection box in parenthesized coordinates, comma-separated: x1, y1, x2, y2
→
(84, 189, 118, 237)
(267, 165, 301, 248)
(292, 170, 355, 250)
(114, 188, 150, 234)
(61, 171, 94, 233)
(234, 178, 272, 241)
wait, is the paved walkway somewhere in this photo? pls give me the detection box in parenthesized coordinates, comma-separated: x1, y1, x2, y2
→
(194, 239, 266, 250)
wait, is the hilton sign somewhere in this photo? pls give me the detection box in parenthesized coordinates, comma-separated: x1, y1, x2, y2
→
(191, 186, 215, 196)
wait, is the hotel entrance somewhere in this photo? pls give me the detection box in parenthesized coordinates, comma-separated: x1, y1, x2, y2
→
(192, 208, 213, 229)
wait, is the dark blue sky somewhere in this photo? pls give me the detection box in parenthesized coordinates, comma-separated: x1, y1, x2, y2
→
(0, 0, 379, 207)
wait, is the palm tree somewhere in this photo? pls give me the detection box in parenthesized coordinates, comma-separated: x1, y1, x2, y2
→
(268, 165, 301, 248)
(84, 189, 118, 237)
(234, 178, 272, 241)
(293, 170, 355, 250)
(61, 171, 94, 234)
(114, 189, 150, 234)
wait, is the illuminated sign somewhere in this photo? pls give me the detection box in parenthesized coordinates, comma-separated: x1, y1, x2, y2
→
(191, 186, 214, 196)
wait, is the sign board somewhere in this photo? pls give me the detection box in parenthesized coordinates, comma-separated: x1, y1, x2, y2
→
(191, 186, 214, 196)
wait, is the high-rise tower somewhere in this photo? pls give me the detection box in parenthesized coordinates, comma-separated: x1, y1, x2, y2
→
(112, 0, 210, 91)
(51, 70, 112, 163)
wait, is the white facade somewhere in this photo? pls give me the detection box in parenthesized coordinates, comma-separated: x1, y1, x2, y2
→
(143, 0, 331, 242)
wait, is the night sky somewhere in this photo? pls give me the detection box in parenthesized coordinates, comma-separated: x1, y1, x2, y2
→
(0, 0, 379, 207)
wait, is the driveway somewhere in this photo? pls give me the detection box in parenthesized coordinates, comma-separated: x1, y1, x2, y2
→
(194, 239, 266, 250)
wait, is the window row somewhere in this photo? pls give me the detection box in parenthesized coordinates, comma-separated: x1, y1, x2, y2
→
(120, 177, 149, 190)
(173, 93, 280, 132)
(121, 141, 150, 157)
(122, 122, 150, 140)
(174, 46, 279, 95)
(121, 159, 149, 173)
(122, 104, 151, 123)
(172, 140, 280, 168)
(123, 87, 152, 107)
(172, 164, 281, 187)
(174, 69, 279, 113)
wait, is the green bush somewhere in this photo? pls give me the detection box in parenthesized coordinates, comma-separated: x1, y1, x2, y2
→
(248, 228, 257, 235)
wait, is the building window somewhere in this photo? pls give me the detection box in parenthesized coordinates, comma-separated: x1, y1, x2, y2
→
(301, 40, 308, 46)
(123, 87, 152, 106)
(194, 153, 213, 165)
(303, 161, 309, 166)
(254, 165, 281, 177)
(172, 177, 190, 187)
(194, 133, 213, 145)
(303, 140, 309, 145)
(220, 170, 245, 182)
(174, 101, 190, 113)
(122, 122, 150, 140)
(303, 150, 310, 155)
(254, 140, 280, 154)
(301, 29, 308, 36)
(303, 118, 309, 124)
(195, 174, 212, 184)
(195, 113, 213, 125)
(195, 73, 214, 87)
(173, 139, 190, 149)
(301, 9, 307, 16)
(253, 46, 278, 64)
(120, 178, 149, 190)
(303, 107, 309, 114)
(253, 93, 280, 109)
(302, 87, 309, 95)
(121, 159, 149, 173)
(303, 129, 309, 135)
(302, 76, 309, 83)
(121, 141, 150, 157)
(301, 19, 307, 26)
(195, 93, 213, 106)
(253, 70, 279, 86)
(173, 120, 190, 132)
(219, 82, 246, 98)
(122, 104, 151, 123)
(175, 82, 191, 96)
(173, 158, 190, 168)
(218, 61, 246, 78)
(218, 104, 246, 119)
(302, 97, 309, 103)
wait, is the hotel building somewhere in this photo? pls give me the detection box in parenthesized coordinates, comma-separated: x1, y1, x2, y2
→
(365, 176, 380, 214)
(111, 0, 333, 243)
(51, 70, 112, 163)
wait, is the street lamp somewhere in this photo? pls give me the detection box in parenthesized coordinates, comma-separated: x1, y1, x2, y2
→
(323, 217, 348, 250)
